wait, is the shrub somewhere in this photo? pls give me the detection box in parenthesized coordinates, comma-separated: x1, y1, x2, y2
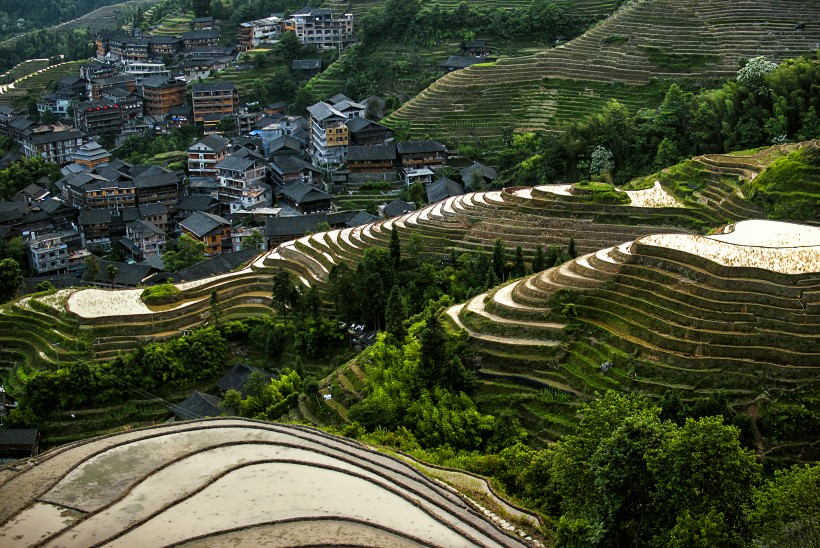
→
(141, 283, 182, 305)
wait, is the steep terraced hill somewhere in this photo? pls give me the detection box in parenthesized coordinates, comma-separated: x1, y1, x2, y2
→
(384, 0, 820, 142)
(443, 219, 820, 449)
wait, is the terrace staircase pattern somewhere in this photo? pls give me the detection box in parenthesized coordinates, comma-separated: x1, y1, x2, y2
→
(0, 151, 772, 371)
(384, 0, 820, 142)
(0, 418, 534, 547)
(444, 224, 820, 415)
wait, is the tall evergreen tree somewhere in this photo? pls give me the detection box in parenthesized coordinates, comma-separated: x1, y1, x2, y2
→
(385, 285, 407, 341)
(567, 238, 577, 259)
(389, 225, 401, 268)
(532, 245, 546, 272)
(492, 239, 506, 280)
(513, 245, 526, 277)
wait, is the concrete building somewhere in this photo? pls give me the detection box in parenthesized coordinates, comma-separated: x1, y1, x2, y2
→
(307, 102, 348, 166)
(286, 8, 354, 49)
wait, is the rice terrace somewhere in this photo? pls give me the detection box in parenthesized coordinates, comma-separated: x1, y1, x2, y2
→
(0, 0, 819, 545)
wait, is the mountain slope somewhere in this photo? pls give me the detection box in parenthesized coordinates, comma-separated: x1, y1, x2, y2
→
(384, 0, 820, 142)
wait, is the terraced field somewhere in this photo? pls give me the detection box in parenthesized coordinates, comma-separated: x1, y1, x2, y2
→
(0, 419, 535, 547)
(384, 0, 820, 143)
(323, 0, 621, 20)
(0, 144, 784, 376)
(0, 60, 87, 107)
(443, 219, 820, 445)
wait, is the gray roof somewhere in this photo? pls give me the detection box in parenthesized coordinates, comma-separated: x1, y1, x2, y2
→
(217, 155, 257, 172)
(279, 181, 331, 205)
(217, 363, 275, 395)
(265, 213, 328, 237)
(192, 82, 236, 93)
(460, 162, 498, 182)
(440, 55, 484, 70)
(191, 134, 231, 153)
(307, 102, 345, 122)
(327, 93, 352, 105)
(180, 211, 230, 237)
(334, 100, 365, 112)
(149, 35, 180, 44)
(0, 429, 39, 446)
(427, 177, 465, 203)
(95, 259, 156, 286)
(157, 247, 257, 283)
(28, 129, 83, 145)
(345, 117, 390, 134)
(383, 199, 416, 218)
(140, 203, 167, 216)
(177, 194, 217, 212)
(292, 59, 321, 71)
(141, 75, 180, 88)
(273, 156, 320, 175)
(346, 210, 379, 227)
(347, 145, 396, 162)
(78, 209, 113, 225)
(172, 391, 223, 420)
(181, 29, 220, 41)
(134, 170, 179, 189)
(128, 219, 165, 238)
(396, 140, 446, 155)
(268, 135, 301, 154)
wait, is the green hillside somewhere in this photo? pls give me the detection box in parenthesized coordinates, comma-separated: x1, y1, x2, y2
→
(384, 0, 820, 144)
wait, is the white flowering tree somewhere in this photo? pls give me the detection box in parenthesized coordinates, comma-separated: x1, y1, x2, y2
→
(737, 56, 778, 93)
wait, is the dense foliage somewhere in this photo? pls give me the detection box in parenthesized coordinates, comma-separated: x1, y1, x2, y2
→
(162, 234, 206, 272)
(496, 53, 820, 187)
(745, 144, 820, 220)
(0, 0, 120, 39)
(360, 0, 596, 47)
(0, 156, 61, 202)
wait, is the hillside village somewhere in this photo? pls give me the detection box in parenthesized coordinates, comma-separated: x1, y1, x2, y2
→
(0, 5, 500, 290)
(0, 0, 818, 546)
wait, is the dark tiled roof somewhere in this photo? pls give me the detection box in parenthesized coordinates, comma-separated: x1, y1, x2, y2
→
(268, 136, 301, 154)
(347, 145, 396, 162)
(190, 134, 230, 152)
(280, 181, 331, 204)
(128, 219, 164, 237)
(439, 55, 484, 69)
(28, 129, 83, 145)
(164, 247, 257, 282)
(38, 198, 75, 215)
(217, 155, 257, 172)
(95, 259, 156, 286)
(327, 93, 352, 105)
(181, 29, 220, 41)
(426, 176, 465, 203)
(273, 156, 320, 175)
(383, 199, 416, 218)
(141, 75, 179, 88)
(460, 162, 498, 182)
(140, 203, 167, 216)
(149, 35, 180, 45)
(216, 363, 275, 394)
(78, 209, 113, 225)
(346, 210, 379, 227)
(292, 59, 321, 71)
(192, 82, 236, 93)
(396, 140, 446, 155)
(134, 170, 180, 189)
(265, 213, 328, 237)
(345, 116, 385, 133)
(177, 194, 217, 212)
(171, 391, 223, 420)
(180, 211, 230, 237)
(307, 102, 344, 122)
(0, 429, 39, 446)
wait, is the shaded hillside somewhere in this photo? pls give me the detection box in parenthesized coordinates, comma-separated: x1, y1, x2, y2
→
(384, 0, 820, 143)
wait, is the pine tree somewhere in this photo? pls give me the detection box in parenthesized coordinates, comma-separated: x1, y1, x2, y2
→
(492, 238, 506, 280)
(389, 225, 401, 268)
(385, 285, 407, 341)
(567, 238, 577, 259)
(532, 245, 546, 272)
(209, 289, 222, 327)
(513, 245, 526, 277)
